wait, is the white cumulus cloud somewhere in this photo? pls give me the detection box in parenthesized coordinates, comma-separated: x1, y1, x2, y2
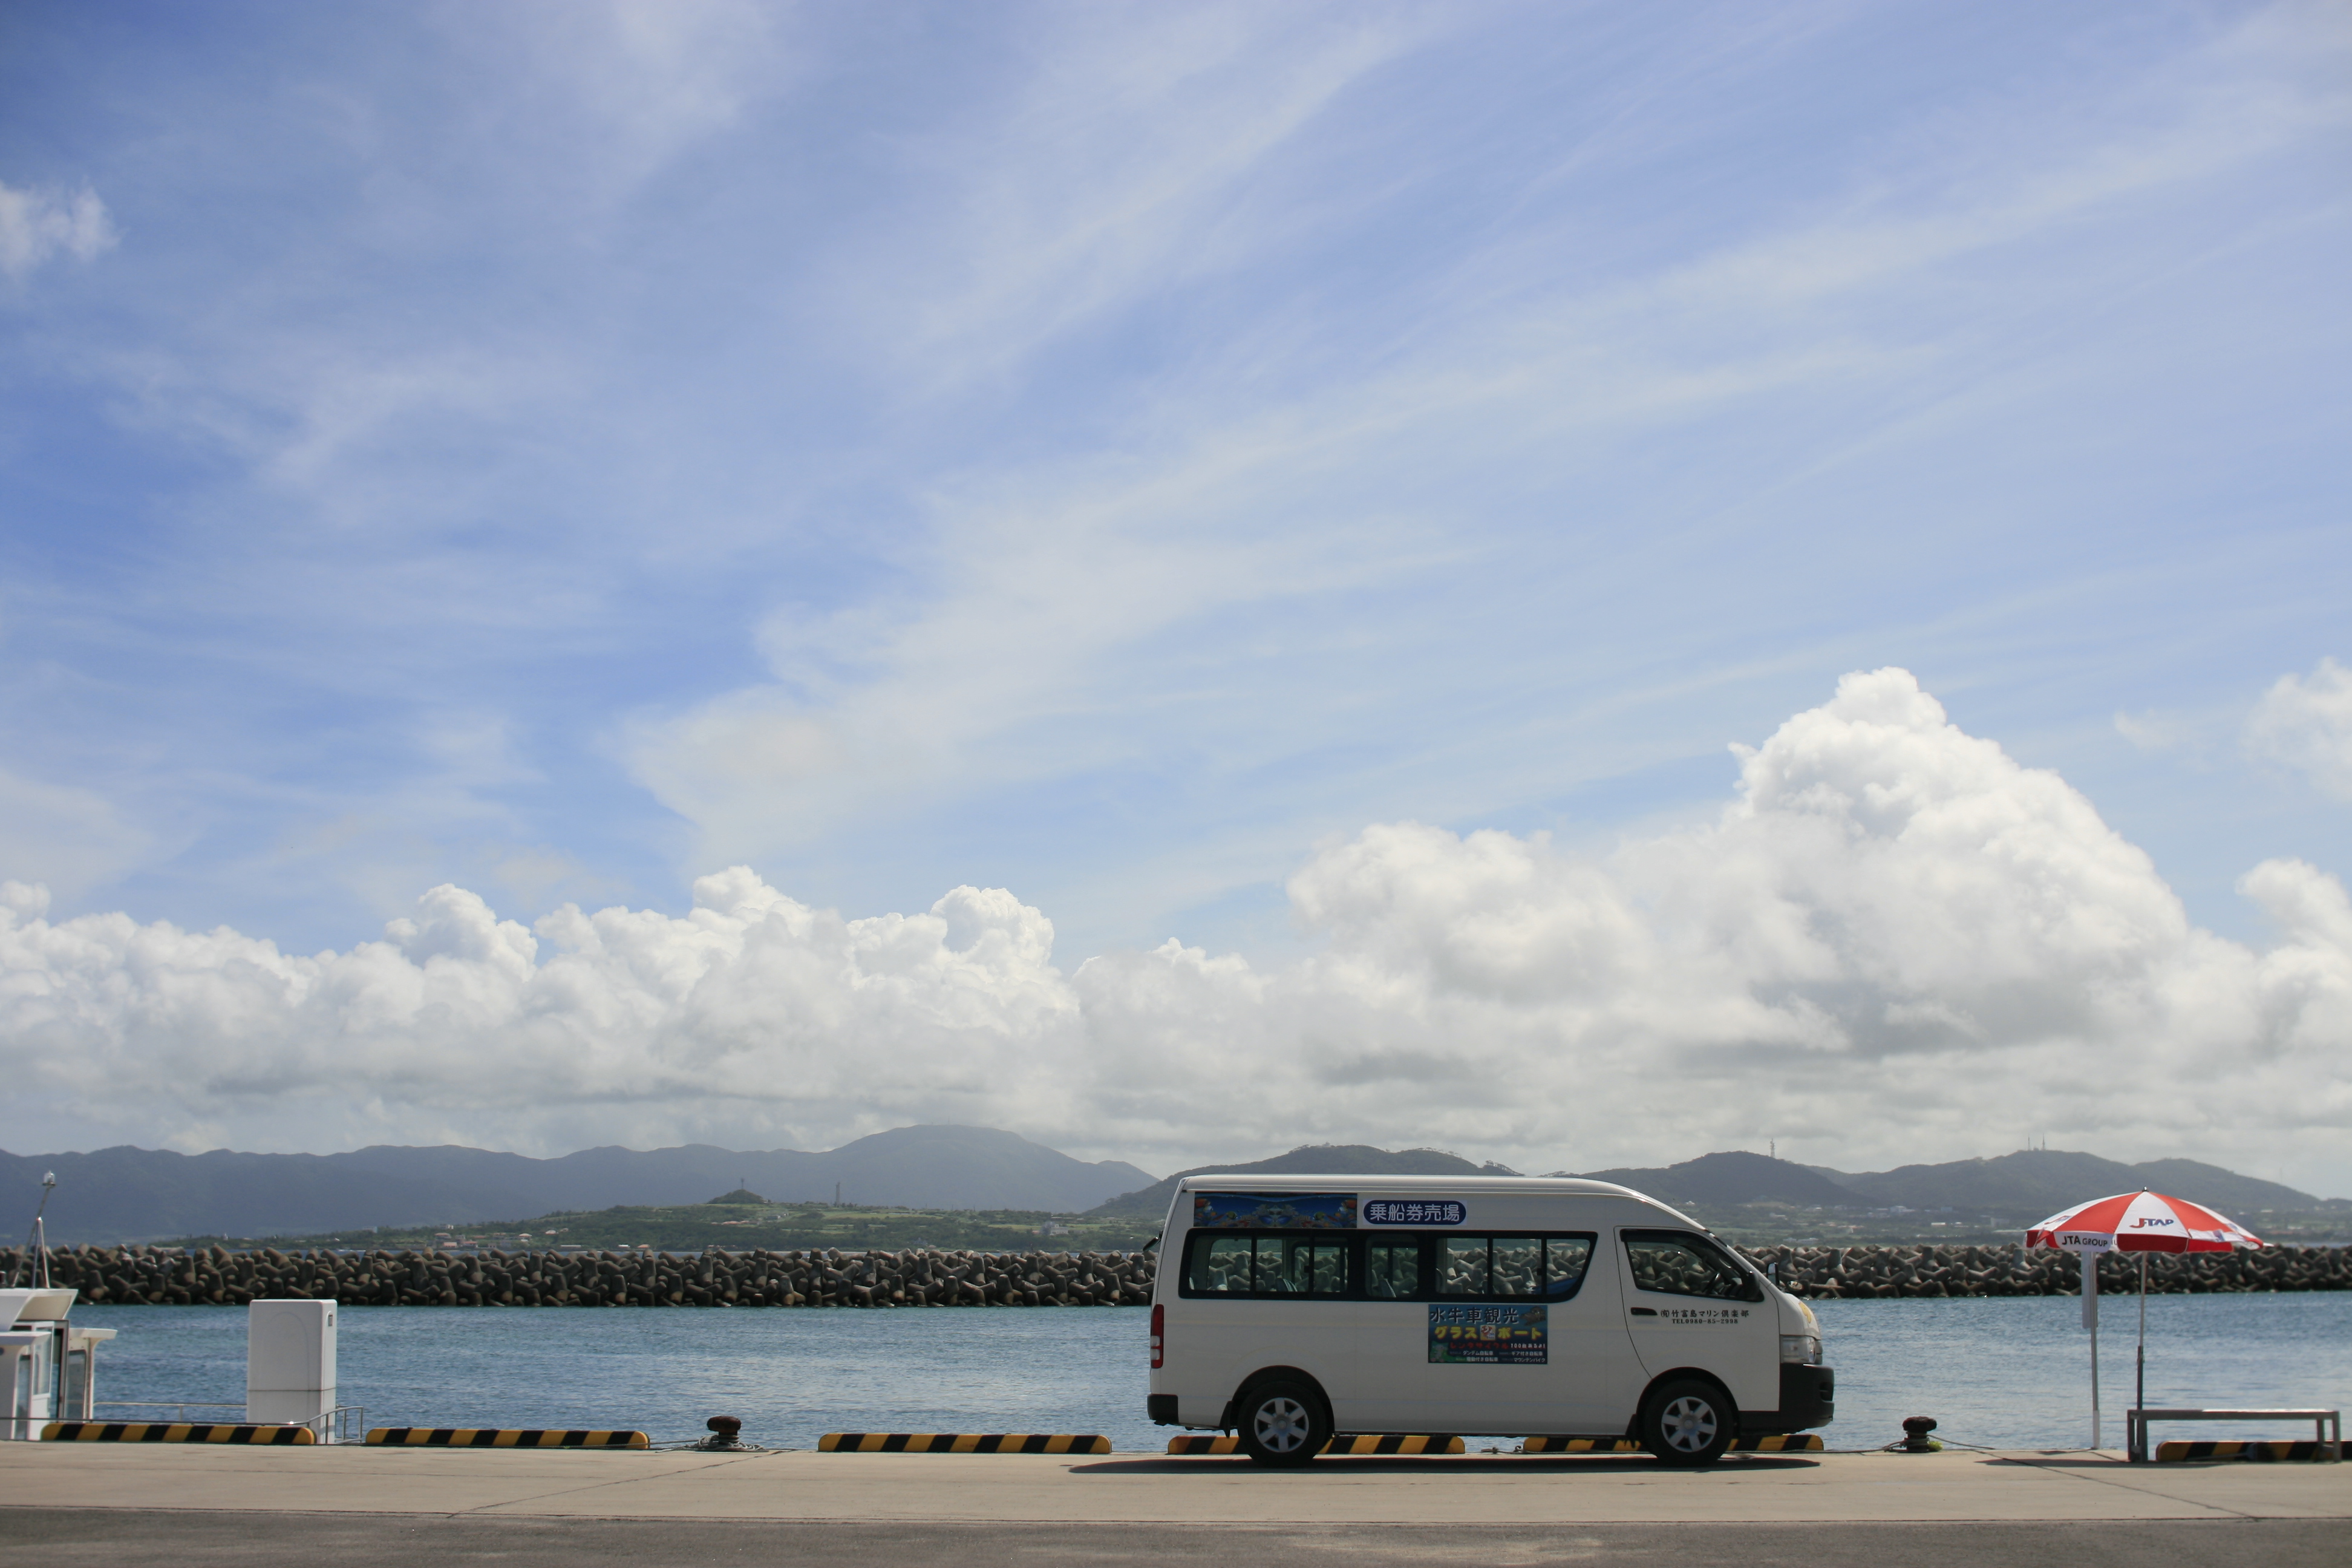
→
(0, 871, 1085, 1161)
(2247, 656, 2352, 802)
(0, 180, 116, 281)
(4, 670, 2348, 1195)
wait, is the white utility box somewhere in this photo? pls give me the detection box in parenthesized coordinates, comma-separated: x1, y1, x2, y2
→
(247, 1299, 336, 1426)
(1, 1287, 108, 1441)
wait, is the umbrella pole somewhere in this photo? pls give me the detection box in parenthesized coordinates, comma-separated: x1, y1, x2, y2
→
(2083, 1249, 2100, 1450)
(2136, 1251, 2147, 1425)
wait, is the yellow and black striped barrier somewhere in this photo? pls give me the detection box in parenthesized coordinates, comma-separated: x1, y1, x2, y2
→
(41, 1422, 315, 1445)
(2157, 1439, 2350, 1463)
(1327, 1433, 1465, 1455)
(364, 1428, 649, 1449)
(1520, 1437, 1643, 1454)
(818, 1432, 1111, 1454)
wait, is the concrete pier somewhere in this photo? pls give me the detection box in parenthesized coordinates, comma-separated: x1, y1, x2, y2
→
(4, 1442, 2345, 1564)
(8, 1440, 2352, 1524)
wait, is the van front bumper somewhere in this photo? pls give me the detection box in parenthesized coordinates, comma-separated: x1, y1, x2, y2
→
(1742, 1364, 1835, 1435)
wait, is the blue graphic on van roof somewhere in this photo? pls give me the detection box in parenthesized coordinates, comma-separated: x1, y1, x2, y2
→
(1192, 1192, 1357, 1230)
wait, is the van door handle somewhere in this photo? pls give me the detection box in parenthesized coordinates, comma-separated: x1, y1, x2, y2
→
(1630, 1307, 1656, 1316)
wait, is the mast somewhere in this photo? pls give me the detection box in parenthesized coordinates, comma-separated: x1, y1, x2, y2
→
(8, 1171, 57, 1289)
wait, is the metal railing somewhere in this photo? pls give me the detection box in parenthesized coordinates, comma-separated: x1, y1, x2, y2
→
(305, 1405, 367, 1444)
(2126, 1406, 2342, 1463)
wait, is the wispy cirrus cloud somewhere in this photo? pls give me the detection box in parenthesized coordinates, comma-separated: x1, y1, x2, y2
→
(3, 0, 2347, 1025)
(622, 2, 2352, 900)
(0, 180, 114, 283)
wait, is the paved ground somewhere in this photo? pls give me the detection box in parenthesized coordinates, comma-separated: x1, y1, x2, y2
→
(5, 1509, 2348, 1568)
(3, 1445, 2344, 1564)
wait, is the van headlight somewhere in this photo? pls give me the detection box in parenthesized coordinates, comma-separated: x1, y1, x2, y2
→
(1780, 1334, 1821, 1365)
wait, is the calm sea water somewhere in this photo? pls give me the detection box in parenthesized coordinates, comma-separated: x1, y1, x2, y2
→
(72, 1292, 2351, 1452)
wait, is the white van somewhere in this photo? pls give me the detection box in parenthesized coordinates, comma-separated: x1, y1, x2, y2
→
(1146, 1175, 1833, 1465)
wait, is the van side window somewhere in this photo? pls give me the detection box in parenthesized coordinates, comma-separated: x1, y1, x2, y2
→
(1365, 1240, 1419, 1299)
(1541, 1237, 1593, 1296)
(1436, 1235, 1595, 1301)
(1269, 1237, 1347, 1295)
(1440, 1235, 1492, 1294)
(1181, 1232, 1352, 1298)
(1622, 1230, 1756, 1301)
(1196, 1236, 1252, 1293)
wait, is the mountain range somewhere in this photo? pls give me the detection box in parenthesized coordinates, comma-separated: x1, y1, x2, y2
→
(1572, 1148, 2326, 1220)
(5, 1127, 2333, 1245)
(1, 1126, 1154, 1244)
(1086, 1145, 2330, 1226)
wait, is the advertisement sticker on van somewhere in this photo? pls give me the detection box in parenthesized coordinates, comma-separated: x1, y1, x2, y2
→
(1363, 1199, 1465, 1226)
(1651, 1306, 1754, 1326)
(1428, 1303, 1546, 1365)
(1192, 1192, 1357, 1229)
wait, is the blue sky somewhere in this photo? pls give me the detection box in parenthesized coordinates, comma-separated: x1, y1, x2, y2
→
(3, 2, 2349, 1184)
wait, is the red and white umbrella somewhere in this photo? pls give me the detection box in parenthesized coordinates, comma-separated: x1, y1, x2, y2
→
(2027, 1189, 2265, 1254)
(2025, 1189, 2264, 1452)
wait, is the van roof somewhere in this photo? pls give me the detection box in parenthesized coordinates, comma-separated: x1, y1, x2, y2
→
(1172, 1172, 1694, 1223)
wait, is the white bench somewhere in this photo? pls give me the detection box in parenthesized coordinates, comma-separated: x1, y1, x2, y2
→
(2126, 1407, 2342, 1463)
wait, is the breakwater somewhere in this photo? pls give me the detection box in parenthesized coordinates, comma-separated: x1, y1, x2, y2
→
(10, 1244, 1153, 1307)
(1749, 1243, 2351, 1298)
(9, 1241, 2345, 1307)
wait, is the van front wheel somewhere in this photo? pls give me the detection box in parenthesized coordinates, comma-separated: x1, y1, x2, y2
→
(1236, 1379, 1328, 1466)
(1640, 1379, 1733, 1466)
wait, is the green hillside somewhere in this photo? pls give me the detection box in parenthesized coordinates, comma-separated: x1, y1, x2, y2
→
(178, 1198, 1161, 1255)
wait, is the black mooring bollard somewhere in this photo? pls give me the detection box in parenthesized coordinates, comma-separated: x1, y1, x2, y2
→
(701, 1414, 744, 1451)
(1901, 1416, 1939, 1452)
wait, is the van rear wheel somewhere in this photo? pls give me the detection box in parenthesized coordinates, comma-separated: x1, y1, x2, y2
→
(1640, 1378, 1733, 1466)
(1236, 1378, 1328, 1466)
